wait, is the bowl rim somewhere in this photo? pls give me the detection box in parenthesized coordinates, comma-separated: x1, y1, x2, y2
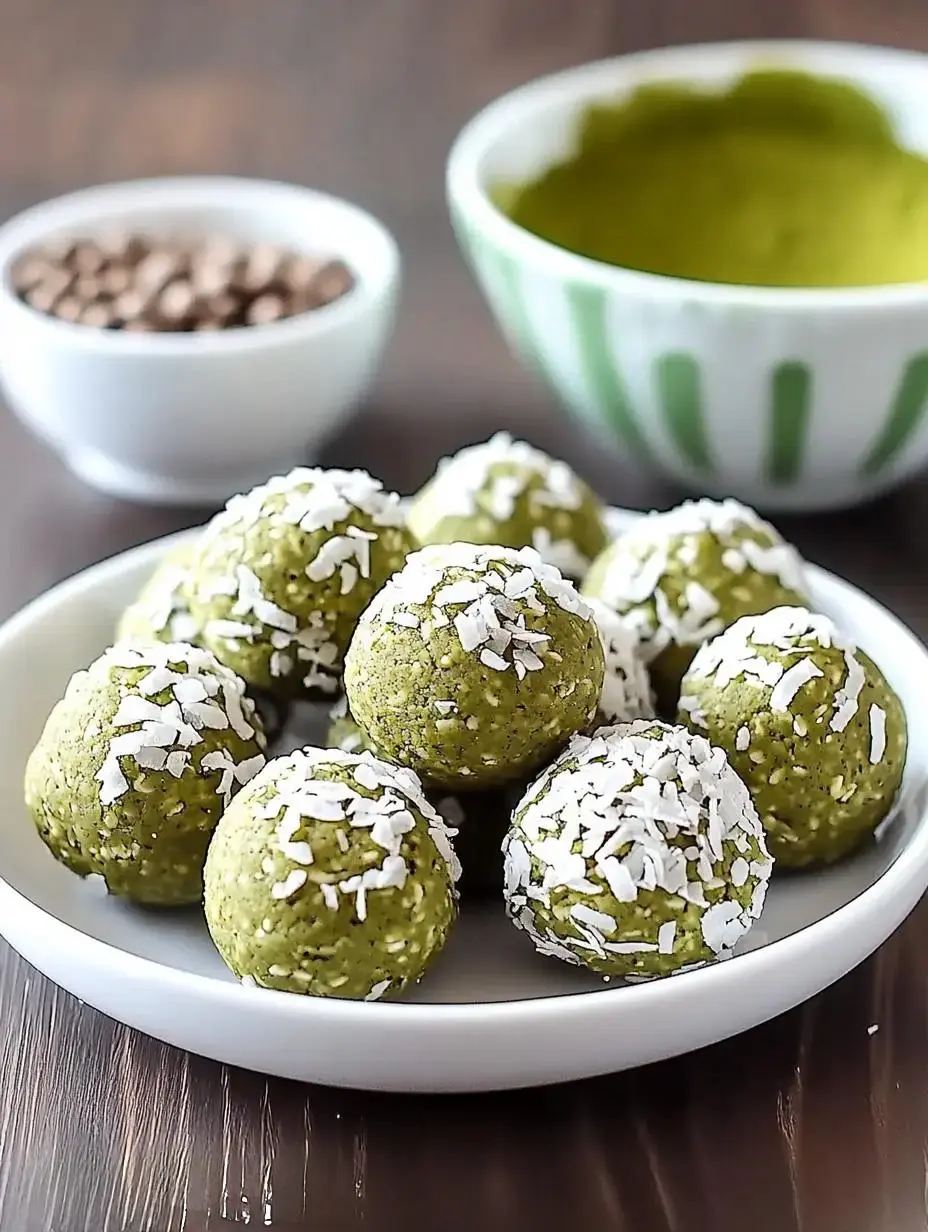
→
(446, 38, 928, 312)
(0, 175, 401, 354)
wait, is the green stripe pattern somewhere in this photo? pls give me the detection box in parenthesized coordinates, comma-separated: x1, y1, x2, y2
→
(860, 353, 928, 477)
(655, 354, 712, 474)
(766, 362, 812, 485)
(452, 224, 928, 492)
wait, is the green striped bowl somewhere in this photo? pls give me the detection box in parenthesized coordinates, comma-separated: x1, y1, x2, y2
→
(447, 41, 928, 512)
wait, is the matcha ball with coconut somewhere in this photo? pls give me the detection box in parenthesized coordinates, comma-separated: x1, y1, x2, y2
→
(118, 541, 291, 747)
(582, 498, 808, 713)
(325, 697, 518, 897)
(24, 641, 267, 905)
(187, 468, 413, 700)
(678, 606, 907, 867)
(503, 719, 772, 979)
(117, 541, 202, 646)
(586, 597, 655, 727)
(204, 747, 459, 999)
(407, 433, 609, 578)
(344, 543, 605, 790)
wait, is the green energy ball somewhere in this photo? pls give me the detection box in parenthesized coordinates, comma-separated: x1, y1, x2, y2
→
(187, 467, 414, 700)
(407, 432, 609, 578)
(204, 748, 460, 1000)
(678, 606, 907, 867)
(344, 543, 605, 790)
(325, 697, 516, 897)
(582, 498, 808, 714)
(503, 719, 772, 979)
(116, 540, 202, 646)
(24, 641, 267, 905)
(586, 597, 655, 726)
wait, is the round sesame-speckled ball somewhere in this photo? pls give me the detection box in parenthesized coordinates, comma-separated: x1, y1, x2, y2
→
(116, 541, 202, 646)
(503, 720, 772, 979)
(186, 468, 414, 700)
(203, 748, 460, 1000)
(325, 697, 520, 897)
(24, 641, 267, 905)
(678, 606, 907, 868)
(586, 597, 655, 727)
(407, 433, 608, 579)
(344, 544, 605, 790)
(582, 499, 808, 714)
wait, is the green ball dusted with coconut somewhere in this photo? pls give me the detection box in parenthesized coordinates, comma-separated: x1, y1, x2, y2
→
(586, 597, 655, 727)
(186, 468, 414, 700)
(325, 697, 514, 897)
(203, 747, 460, 1000)
(582, 498, 808, 714)
(24, 641, 267, 905)
(407, 432, 609, 578)
(344, 543, 605, 790)
(503, 719, 772, 979)
(678, 606, 907, 867)
(117, 541, 202, 646)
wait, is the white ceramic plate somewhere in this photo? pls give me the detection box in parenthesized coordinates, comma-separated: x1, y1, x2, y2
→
(0, 518, 926, 1093)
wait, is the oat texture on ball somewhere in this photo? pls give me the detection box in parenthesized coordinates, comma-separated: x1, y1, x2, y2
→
(582, 498, 808, 714)
(678, 606, 907, 867)
(187, 468, 413, 699)
(407, 432, 608, 578)
(503, 720, 772, 979)
(24, 641, 267, 905)
(204, 747, 459, 999)
(344, 543, 605, 789)
(116, 540, 202, 646)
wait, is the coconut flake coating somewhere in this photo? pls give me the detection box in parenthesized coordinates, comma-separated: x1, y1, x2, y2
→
(586, 597, 655, 726)
(24, 641, 267, 905)
(503, 719, 772, 979)
(325, 698, 518, 897)
(116, 541, 202, 647)
(678, 606, 907, 867)
(344, 543, 605, 789)
(203, 748, 459, 999)
(186, 468, 414, 699)
(407, 433, 608, 579)
(582, 498, 808, 714)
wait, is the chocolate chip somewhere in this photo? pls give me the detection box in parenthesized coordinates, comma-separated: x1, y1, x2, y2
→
(11, 231, 355, 332)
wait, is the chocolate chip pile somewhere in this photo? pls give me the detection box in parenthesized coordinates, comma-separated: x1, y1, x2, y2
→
(10, 233, 356, 332)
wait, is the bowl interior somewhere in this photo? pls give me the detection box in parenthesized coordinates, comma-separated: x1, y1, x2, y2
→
(462, 42, 928, 212)
(0, 177, 398, 301)
(0, 521, 925, 1006)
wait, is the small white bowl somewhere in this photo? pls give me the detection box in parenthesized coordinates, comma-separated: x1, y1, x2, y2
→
(0, 177, 400, 505)
(447, 41, 928, 512)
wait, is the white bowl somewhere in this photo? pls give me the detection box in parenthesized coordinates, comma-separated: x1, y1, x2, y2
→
(447, 41, 928, 512)
(0, 514, 925, 1092)
(0, 177, 400, 505)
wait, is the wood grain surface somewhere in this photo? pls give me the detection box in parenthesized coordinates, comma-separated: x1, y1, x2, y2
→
(2, 2, 928, 1229)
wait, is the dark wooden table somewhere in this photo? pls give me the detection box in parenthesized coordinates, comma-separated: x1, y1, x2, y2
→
(2, 2, 928, 1228)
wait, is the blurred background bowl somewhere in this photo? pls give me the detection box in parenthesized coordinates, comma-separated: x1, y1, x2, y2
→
(0, 176, 400, 506)
(447, 40, 928, 513)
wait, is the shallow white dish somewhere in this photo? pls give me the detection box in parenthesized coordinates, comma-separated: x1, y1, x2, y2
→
(0, 515, 926, 1092)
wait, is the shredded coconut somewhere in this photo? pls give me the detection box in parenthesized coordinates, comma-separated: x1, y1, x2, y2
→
(588, 498, 806, 662)
(356, 542, 596, 679)
(91, 642, 265, 808)
(503, 719, 772, 976)
(586, 597, 655, 724)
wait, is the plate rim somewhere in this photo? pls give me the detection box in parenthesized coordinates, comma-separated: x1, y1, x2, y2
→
(0, 516, 926, 1033)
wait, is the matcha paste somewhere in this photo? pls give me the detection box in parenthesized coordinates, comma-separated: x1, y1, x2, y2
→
(503, 69, 928, 288)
